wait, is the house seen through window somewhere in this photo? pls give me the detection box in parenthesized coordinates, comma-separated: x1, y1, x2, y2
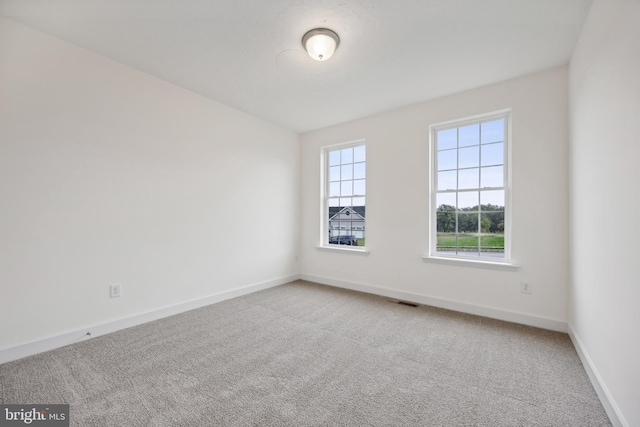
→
(431, 111, 510, 261)
(325, 142, 366, 247)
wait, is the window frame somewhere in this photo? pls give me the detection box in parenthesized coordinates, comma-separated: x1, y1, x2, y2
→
(427, 110, 514, 267)
(320, 139, 368, 253)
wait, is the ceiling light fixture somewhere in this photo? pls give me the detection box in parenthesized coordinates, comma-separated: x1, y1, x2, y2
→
(302, 28, 340, 61)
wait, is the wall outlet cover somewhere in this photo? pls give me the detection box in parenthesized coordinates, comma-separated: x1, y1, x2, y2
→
(110, 283, 122, 298)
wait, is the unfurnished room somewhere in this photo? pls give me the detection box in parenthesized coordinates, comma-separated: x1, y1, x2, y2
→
(0, 0, 638, 426)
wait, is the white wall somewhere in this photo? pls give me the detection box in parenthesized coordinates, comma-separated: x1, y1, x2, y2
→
(569, 1, 640, 425)
(0, 18, 299, 350)
(301, 67, 570, 328)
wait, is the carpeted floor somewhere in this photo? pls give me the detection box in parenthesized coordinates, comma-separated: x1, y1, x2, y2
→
(1, 280, 610, 426)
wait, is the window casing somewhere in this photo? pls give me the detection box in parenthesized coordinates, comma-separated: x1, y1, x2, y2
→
(323, 141, 366, 248)
(430, 111, 511, 262)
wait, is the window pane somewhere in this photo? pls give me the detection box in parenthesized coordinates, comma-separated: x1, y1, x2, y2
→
(480, 190, 504, 209)
(436, 233, 456, 253)
(437, 212, 456, 233)
(481, 211, 505, 234)
(341, 164, 353, 180)
(339, 197, 352, 207)
(480, 240, 504, 257)
(481, 142, 503, 166)
(458, 213, 478, 233)
(481, 166, 503, 188)
(438, 128, 457, 150)
(353, 162, 365, 179)
(459, 124, 479, 147)
(329, 166, 340, 181)
(458, 168, 479, 189)
(354, 145, 366, 162)
(436, 193, 456, 209)
(341, 148, 353, 164)
(458, 191, 478, 210)
(438, 170, 457, 191)
(459, 146, 479, 169)
(329, 150, 340, 166)
(480, 211, 505, 257)
(457, 239, 479, 255)
(341, 181, 353, 196)
(328, 198, 340, 207)
(481, 119, 504, 144)
(352, 197, 365, 206)
(329, 182, 340, 197)
(438, 149, 457, 171)
(353, 179, 365, 195)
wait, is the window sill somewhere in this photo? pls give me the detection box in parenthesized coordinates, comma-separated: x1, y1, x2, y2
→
(316, 245, 370, 255)
(422, 255, 519, 271)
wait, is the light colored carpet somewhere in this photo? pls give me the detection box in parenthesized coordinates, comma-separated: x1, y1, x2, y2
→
(1, 280, 610, 426)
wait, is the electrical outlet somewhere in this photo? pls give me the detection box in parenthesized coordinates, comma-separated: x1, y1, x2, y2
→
(110, 283, 122, 298)
(521, 282, 532, 294)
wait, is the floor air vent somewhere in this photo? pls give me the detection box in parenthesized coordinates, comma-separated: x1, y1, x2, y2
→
(396, 301, 419, 308)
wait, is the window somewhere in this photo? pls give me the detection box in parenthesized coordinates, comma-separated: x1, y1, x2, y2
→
(430, 111, 510, 262)
(324, 141, 366, 248)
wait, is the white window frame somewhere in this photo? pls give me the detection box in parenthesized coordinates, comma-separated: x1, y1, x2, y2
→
(425, 110, 516, 270)
(319, 139, 368, 253)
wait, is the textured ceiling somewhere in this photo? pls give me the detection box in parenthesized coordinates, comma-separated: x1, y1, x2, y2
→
(0, 0, 593, 133)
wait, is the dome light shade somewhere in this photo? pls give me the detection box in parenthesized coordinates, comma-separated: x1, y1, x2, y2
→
(302, 28, 340, 61)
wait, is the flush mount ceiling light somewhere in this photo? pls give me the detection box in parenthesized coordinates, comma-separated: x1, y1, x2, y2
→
(302, 28, 340, 61)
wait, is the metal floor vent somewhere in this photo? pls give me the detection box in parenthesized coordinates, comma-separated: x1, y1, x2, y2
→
(395, 300, 419, 308)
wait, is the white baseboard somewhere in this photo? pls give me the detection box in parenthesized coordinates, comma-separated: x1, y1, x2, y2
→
(300, 274, 567, 332)
(0, 274, 300, 365)
(568, 324, 627, 427)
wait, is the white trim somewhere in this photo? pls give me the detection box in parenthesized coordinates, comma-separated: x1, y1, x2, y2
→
(429, 109, 512, 262)
(422, 255, 519, 271)
(429, 109, 513, 130)
(315, 245, 370, 255)
(0, 274, 300, 365)
(321, 138, 367, 151)
(568, 324, 627, 427)
(300, 274, 566, 332)
(321, 139, 367, 248)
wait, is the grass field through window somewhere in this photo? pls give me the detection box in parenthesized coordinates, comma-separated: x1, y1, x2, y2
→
(437, 234, 504, 250)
